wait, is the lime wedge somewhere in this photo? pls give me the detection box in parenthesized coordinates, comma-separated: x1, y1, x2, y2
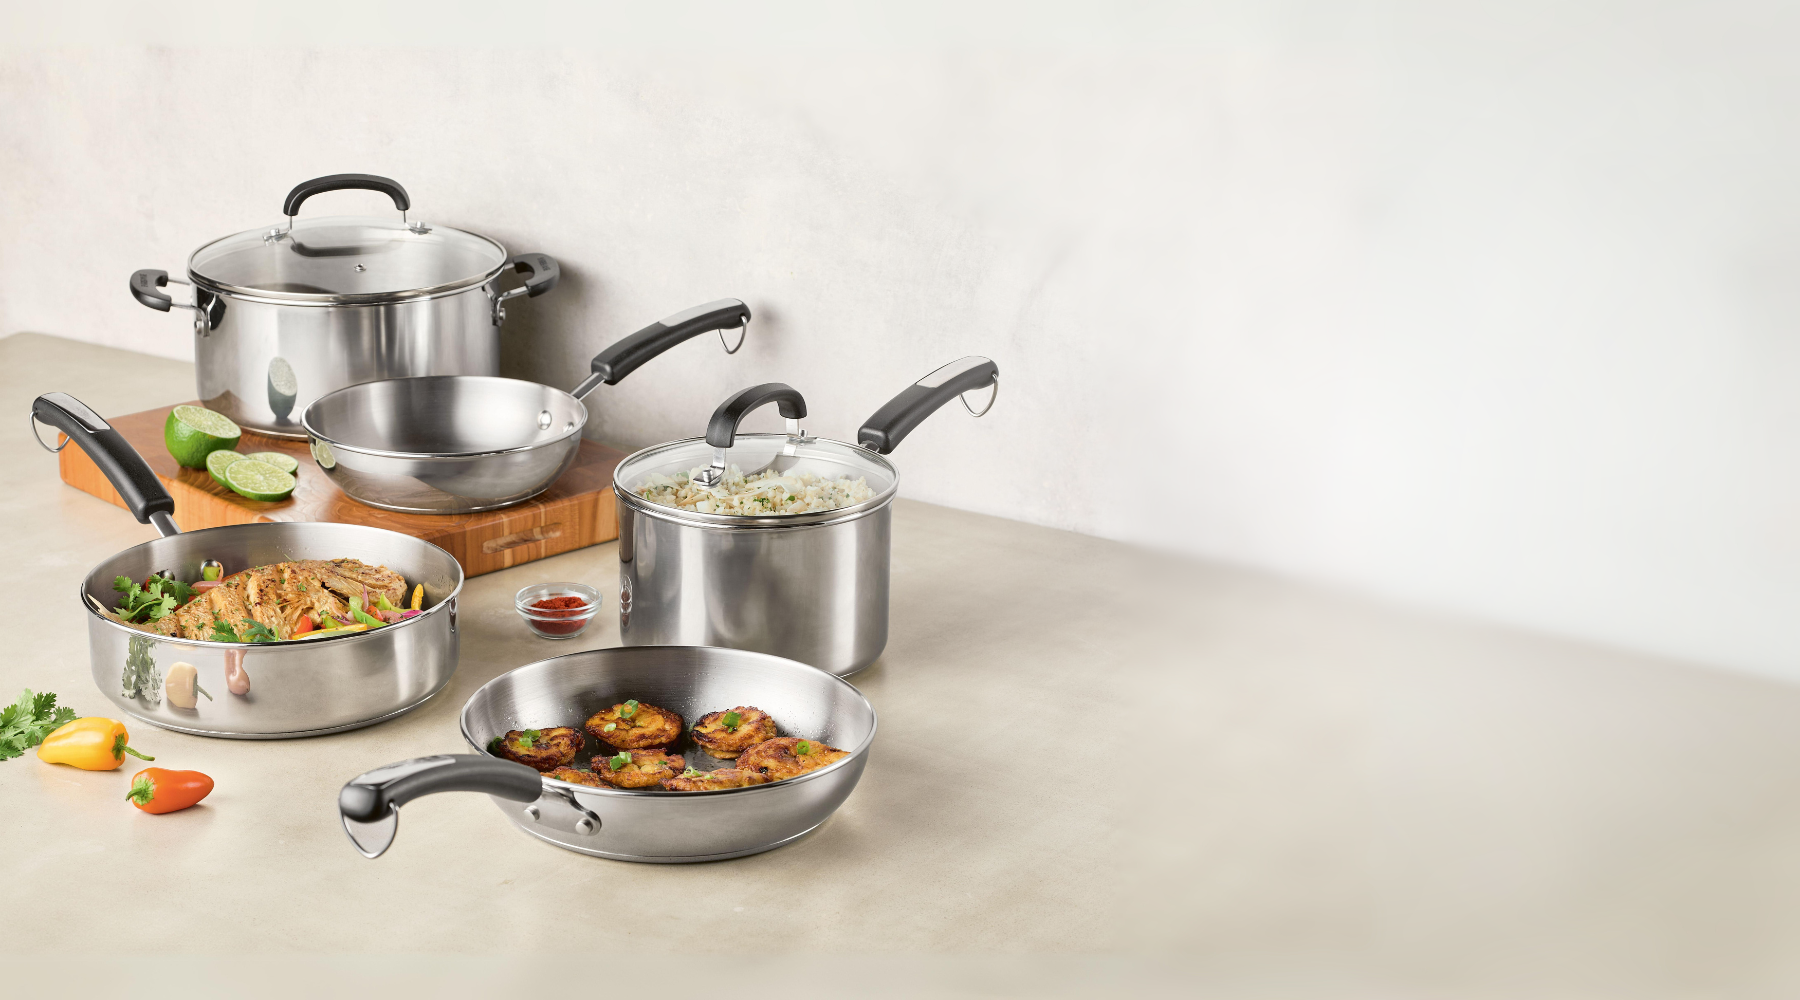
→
(224, 458, 296, 502)
(245, 451, 299, 475)
(206, 450, 246, 488)
(164, 405, 242, 469)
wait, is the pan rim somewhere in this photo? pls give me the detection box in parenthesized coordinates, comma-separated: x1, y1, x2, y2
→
(458, 645, 878, 798)
(302, 375, 590, 461)
(80, 521, 466, 649)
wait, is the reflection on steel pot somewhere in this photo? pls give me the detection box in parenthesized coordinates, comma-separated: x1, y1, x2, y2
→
(129, 173, 560, 439)
(337, 645, 877, 863)
(302, 299, 751, 514)
(30, 392, 464, 739)
(613, 356, 999, 675)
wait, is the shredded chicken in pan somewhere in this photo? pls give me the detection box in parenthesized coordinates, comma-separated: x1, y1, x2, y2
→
(103, 559, 407, 641)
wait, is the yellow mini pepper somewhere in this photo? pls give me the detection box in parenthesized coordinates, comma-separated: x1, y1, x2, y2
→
(36, 718, 154, 771)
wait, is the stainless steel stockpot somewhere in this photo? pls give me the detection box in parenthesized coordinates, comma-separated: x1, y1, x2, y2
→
(130, 173, 559, 439)
(612, 357, 999, 675)
(337, 645, 877, 863)
(301, 299, 752, 514)
(31, 393, 464, 739)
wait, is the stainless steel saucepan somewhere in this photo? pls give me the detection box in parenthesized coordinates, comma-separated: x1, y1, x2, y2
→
(30, 393, 465, 738)
(337, 645, 876, 863)
(613, 356, 999, 675)
(131, 173, 559, 439)
(301, 299, 752, 514)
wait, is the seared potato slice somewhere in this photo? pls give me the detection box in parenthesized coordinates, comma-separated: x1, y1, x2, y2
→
(546, 766, 603, 787)
(584, 699, 682, 750)
(661, 767, 770, 792)
(492, 726, 584, 772)
(737, 736, 850, 782)
(591, 748, 685, 789)
(691, 705, 778, 759)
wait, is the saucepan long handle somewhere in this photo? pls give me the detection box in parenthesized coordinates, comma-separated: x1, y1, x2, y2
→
(857, 356, 999, 455)
(30, 393, 179, 536)
(573, 298, 752, 399)
(338, 754, 543, 859)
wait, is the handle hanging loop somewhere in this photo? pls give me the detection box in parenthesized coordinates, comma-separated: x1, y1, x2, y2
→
(28, 412, 69, 453)
(719, 316, 748, 355)
(960, 377, 998, 418)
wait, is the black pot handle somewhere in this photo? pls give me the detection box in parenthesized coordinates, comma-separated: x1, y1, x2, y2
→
(573, 298, 752, 398)
(30, 393, 178, 537)
(706, 383, 808, 450)
(282, 173, 411, 219)
(130, 269, 173, 312)
(858, 356, 999, 455)
(508, 253, 559, 298)
(338, 754, 542, 859)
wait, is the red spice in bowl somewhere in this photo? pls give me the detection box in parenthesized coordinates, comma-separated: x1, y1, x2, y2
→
(514, 583, 601, 639)
(529, 595, 592, 635)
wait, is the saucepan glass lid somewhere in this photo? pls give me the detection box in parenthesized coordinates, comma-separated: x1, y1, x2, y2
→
(614, 434, 897, 521)
(189, 215, 507, 302)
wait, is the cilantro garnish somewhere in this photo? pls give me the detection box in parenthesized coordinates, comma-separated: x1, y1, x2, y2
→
(209, 617, 240, 643)
(113, 574, 195, 623)
(0, 689, 77, 761)
(240, 621, 280, 643)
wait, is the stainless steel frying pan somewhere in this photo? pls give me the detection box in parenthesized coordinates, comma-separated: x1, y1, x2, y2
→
(30, 393, 465, 738)
(301, 299, 752, 514)
(337, 645, 876, 863)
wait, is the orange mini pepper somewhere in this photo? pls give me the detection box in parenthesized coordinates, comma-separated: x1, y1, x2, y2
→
(36, 718, 154, 771)
(127, 768, 213, 814)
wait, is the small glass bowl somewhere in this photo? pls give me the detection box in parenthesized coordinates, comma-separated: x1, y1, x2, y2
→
(514, 582, 602, 640)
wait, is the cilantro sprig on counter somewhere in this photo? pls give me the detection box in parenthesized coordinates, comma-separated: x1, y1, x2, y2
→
(113, 575, 196, 623)
(0, 689, 77, 761)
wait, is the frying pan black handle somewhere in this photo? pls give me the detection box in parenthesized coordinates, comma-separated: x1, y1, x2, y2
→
(507, 253, 559, 298)
(586, 298, 752, 388)
(282, 174, 411, 218)
(706, 383, 808, 450)
(858, 356, 999, 455)
(31, 393, 178, 535)
(339, 754, 541, 822)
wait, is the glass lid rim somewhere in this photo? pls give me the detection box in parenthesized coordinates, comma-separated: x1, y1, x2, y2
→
(186, 214, 509, 303)
(613, 432, 900, 524)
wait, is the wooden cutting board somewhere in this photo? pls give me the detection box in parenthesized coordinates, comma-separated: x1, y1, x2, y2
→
(58, 402, 626, 577)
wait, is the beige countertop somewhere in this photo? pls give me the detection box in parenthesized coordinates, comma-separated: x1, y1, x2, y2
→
(4, 333, 1800, 998)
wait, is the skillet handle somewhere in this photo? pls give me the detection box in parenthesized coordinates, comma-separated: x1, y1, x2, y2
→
(574, 298, 752, 398)
(857, 356, 999, 455)
(338, 754, 542, 859)
(30, 393, 179, 536)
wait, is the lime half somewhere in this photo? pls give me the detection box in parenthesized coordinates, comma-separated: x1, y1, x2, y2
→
(224, 458, 297, 502)
(206, 450, 246, 488)
(245, 451, 300, 475)
(164, 405, 242, 469)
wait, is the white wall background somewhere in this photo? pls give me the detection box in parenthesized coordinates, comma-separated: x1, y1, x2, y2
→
(3, 1, 1798, 680)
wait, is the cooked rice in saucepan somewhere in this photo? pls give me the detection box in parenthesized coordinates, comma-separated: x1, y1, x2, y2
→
(634, 466, 875, 515)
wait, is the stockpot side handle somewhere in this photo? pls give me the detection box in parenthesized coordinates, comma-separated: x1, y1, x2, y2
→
(30, 393, 178, 536)
(857, 356, 999, 455)
(130, 269, 173, 312)
(507, 253, 559, 298)
(706, 383, 808, 450)
(338, 755, 541, 859)
(576, 299, 752, 397)
(282, 174, 411, 219)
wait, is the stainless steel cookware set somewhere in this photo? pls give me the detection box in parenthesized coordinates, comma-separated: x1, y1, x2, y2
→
(28, 172, 1002, 862)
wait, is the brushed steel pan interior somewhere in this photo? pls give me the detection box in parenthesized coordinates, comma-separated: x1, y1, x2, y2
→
(302, 299, 752, 514)
(337, 645, 877, 863)
(31, 392, 465, 739)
